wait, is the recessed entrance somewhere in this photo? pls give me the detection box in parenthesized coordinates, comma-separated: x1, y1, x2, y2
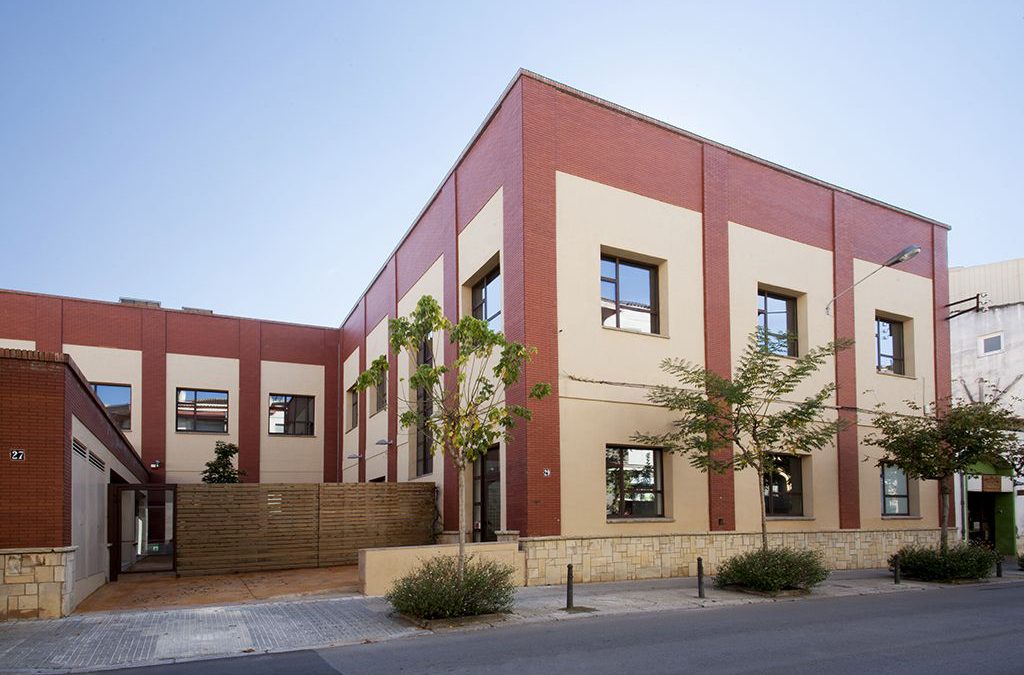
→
(108, 484, 176, 580)
(473, 447, 500, 542)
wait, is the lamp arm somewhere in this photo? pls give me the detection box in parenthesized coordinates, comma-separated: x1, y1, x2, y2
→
(825, 263, 886, 315)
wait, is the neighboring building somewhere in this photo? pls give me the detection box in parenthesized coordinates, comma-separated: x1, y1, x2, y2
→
(1, 70, 954, 582)
(0, 349, 149, 618)
(949, 258, 1024, 556)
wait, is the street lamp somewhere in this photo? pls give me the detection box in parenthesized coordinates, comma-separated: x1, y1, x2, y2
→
(825, 245, 921, 315)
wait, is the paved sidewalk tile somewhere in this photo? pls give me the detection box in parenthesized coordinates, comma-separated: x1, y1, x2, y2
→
(0, 595, 420, 674)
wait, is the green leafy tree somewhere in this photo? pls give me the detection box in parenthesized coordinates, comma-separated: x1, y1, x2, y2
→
(634, 330, 852, 551)
(867, 398, 1024, 554)
(355, 295, 551, 580)
(200, 441, 246, 483)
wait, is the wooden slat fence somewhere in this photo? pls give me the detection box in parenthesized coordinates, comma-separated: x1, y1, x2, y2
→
(175, 483, 435, 574)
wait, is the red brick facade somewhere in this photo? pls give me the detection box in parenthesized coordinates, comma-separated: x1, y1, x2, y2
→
(0, 350, 147, 549)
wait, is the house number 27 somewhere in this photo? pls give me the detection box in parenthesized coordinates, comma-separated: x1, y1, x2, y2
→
(10, 449, 25, 461)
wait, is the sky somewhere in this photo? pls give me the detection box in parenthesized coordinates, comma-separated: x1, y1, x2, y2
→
(1, 1, 1021, 327)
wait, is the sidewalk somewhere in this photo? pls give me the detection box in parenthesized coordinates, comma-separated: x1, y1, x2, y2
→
(2, 568, 1021, 673)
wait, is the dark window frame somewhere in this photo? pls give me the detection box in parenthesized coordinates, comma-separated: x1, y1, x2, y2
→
(471, 265, 502, 331)
(268, 393, 315, 436)
(175, 387, 229, 434)
(881, 464, 911, 516)
(764, 454, 804, 517)
(600, 255, 660, 334)
(91, 382, 132, 431)
(875, 316, 906, 375)
(757, 289, 798, 357)
(373, 379, 387, 415)
(415, 337, 434, 477)
(347, 387, 359, 431)
(606, 445, 665, 519)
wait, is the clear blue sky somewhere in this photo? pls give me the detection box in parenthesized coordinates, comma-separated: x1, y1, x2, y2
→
(1, 1, 1021, 327)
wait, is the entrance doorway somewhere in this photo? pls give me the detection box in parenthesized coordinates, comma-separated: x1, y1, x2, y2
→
(473, 447, 500, 542)
(967, 492, 996, 549)
(108, 484, 176, 581)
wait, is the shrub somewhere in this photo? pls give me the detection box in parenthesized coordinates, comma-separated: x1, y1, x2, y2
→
(385, 555, 516, 620)
(889, 543, 1000, 581)
(714, 547, 829, 594)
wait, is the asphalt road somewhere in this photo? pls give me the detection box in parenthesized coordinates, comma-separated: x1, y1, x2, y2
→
(99, 580, 1024, 675)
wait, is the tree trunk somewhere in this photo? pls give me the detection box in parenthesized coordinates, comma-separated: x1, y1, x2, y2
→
(939, 479, 950, 555)
(758, 464, 768, 552)
(457, 466, 466, 584)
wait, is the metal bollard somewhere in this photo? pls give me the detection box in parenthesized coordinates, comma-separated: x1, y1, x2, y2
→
(893, 554, 901, 585)
(997, 559, 1003, 578)
(566, 563, 574, 609)
(697, 556, 706, 599)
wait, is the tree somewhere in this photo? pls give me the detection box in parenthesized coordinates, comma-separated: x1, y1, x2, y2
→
(355, 295, 551, 580)
(201, 441, 246, 483)
(634, 330, 851, 551)
(866, 397, 1024, 554)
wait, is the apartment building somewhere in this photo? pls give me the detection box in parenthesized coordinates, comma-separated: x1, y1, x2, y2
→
(949, 258, 1024, 556)
(1, 70, 952, 578)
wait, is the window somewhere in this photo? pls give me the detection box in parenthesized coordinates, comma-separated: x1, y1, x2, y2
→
(91, 383, 131, 431)
(757, 290, 798, 356)
(373, 380, 387, 415)
(764, 454, 803, 517)
(875, 316, 905, 375)
(472, 266, 502, 332)
(268, 394, 314, 436)
(606, 446, 664, 519)
(980, 333, 1003, 355)
(601, 255, 659, 334)
(175, 388, 228, 433)
(348, 387, 359, 431)
(415, 337, 434, 476)
(881, 465, 910, 516)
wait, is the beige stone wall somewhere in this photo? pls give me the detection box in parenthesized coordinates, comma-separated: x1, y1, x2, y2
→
(359, 541, 525, 596)
(1, 548, 75, 620)
(520, 529, 940, 586)
(63, 344, 144, 452)
(363, 318, 390, 482)
(260, 360, 326, 483)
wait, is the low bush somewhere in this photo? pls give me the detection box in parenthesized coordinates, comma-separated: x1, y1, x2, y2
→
(385, 555, 516, 620)
(890, 544, 1000, 581)
(714, 547, 829, 594)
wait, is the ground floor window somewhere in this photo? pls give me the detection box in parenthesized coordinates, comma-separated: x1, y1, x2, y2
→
(606, 446, 664, 519)
(881, 465, 910, 515)
(764, 454, 803, 516)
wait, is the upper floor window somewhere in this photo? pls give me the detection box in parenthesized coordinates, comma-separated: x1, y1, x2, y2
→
(979, 332, 1003, 356)
(757, 289, 797, 356)
(881, 465, 910, 516)
(91, 383, 131, 431)
(269, 394, 314, 436)
(347, 387, 359, 431)
(606, 446, 664, 519)
(373, 380, 387, 415)
(764, 454, 803, 517)
(176, 388, 228, 433)
(601, 255, 659, 334)
(416, 338, 434, 476)
(472, 266, 502, 332)
(876, 316, 905, 375)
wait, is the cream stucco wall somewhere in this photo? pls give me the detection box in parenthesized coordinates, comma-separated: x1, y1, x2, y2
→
(396, 255, 445, 495)
(0, 338, 35, 350)
(63, 344, 143, 452)
(853, 258, 936, 415)
(341, 347, 361, 483)
(70, 415, 136, 608)
(727, 223, 839, 533)
(857, 426, 937, 530)
(164, 353, 239, 484)
(364, 318, 390, 482)
(555, 172, 706, 537)
(259, 360, 325, 483)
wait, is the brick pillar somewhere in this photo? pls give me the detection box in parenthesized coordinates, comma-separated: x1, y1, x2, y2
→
(833, 193, 861, 529)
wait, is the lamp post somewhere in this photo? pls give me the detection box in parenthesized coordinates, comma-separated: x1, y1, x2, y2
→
(825, 244, 921, 315)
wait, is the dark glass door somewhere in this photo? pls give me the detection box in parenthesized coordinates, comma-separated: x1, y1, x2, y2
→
(473, 447, 501, 542)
